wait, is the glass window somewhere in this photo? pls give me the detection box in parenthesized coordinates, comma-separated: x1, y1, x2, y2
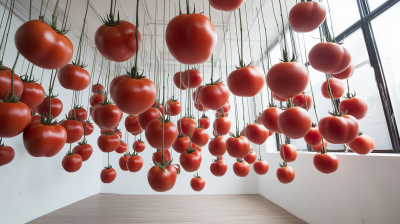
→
(371, 2, 400, 143)
(322, 0, 360, 36)
(368, 0, 388, 11)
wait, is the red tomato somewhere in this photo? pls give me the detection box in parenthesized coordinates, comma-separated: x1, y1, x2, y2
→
(23, 122, 67, 157)
(331, 63, 354, 80)
(89, 93, 105, 107)
(180, 149, 202, 172)
(319, 115, 359, 144)
(15, 20, 73, 69)
(226, 136, 250, 159)
(0, 143, 15, 166)
(138, 107, 161, 130)
(278, 107, 312, 139)
(190, 176, 205, 191)
(261, 107, 282, 133)
(213, 116, 231, 136)
(267, 62, 309, 98)
(348, 134, 375, 155)
(198, 83, 230, 110)
(209, 0, 245, 11)
(191, 128, 209, 147)
(95, 21, 141, 62)
(177, 117, 197, 137)
(125, 115, 141, 133)
(219, 101, 231, 113)
(58, 64, 90, 91)
(91, 104, 121, 130)
(62, 153, 82, 172)
(145, 119, 177, 149)
(194, 102, 207, 112)
(173, 71, 187, 90)
(313, 153, 339, 174)
(19, 81, 45, 108)
(127, 154, 143, 172)
(131, 129, 143, 136)
(0, 101, 31, 137)
(101, 167, 117, 184)
(68, 107, 87, 121)
(339, 96, 368, 120)
(279, 144, 298, 162)
(35, 97, 63, 119)
(81, 121, 94, 136)
(60, 119, 84, 143)
(244, 150, 257, 164)
(304, 126, 322, 146)
(73, 143, 93, 161)
(289, 1, 326, 32)
(172, 135, 190, 153)
(277, 166, 295, 184)
(115, 141, 128, 154)
(228, 66, 265, 97)
(208, 136, 226, 157)
(309, 42, 352, 74)
(92, 84, 104, 93)
(311, 140, 328, 152)
(199, 116, 210, 129)
(147, 164, 177, 192)
(115, 130, 122, 139)
(119, 154, 129, 171)
(97, 134, 120, 153)
(253, 160, 269, 175)
(291, 93, 313, 110)
(166, 13, 217, 65)
(31, 107, 36, 115)
(233, 160, 250, 177)
(152, 149, 172, 164)
(192, 85, 204, 102)
(245, 123, 269, 145)
(167, 99, 181, 116)
(133, 139, 146, 153)
(273, 93, 288, 102)
(181, 69, 203, 88)
(110, 74, 157, 115)
(0, 69, 23, 99)
(210, 159, 228, 176)
(100, 128, 114, 135)
(321, 78, 345, 99)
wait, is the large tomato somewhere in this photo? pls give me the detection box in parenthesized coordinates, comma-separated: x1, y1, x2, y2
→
(81, 121, 94, 136)
(226, 136, 250, 159)
(127, 153, 143, 172)
(261, 107, 282, 133)
(95, 21, 141, 62)
(313, 153, 339, 174)
(115, 141, 128, 154)
(277, 166, 295, 184)
(210, 158, 228, 176)
(279, 144, 298, 162)
(73, 143, 93, 161)
(0, 102, 31, 138)
(148, 164, 177, 192)
(348, 134, 375, 155)
(138, 107, 161, 130)
(23, 122, 67, 157)
(177, 117, 197, 137)
(97, 133, 120, 153)
(166, 13, 217, 65)
(191, 175, 205, 191)
(91, 103, 122, 130)
(191, 128, 209, 147)
(0, 69, 23, 98)
(172, 135, 190, 154)
(199, 115, 210, 129)
(267, 62, 309, 99)
(198, 83, 230, 110)
(339, 96, 368, 120)
(35, 97, 63, 119)
(244, 149, 257, 164)
(208, 136, 226, 157)
(89, 93, 105, 106)
(180, 149, 202, 172)
(101, 167, 117, 184)
(110, 74, 156, 115)
(253, 160, 269, 175)
(60, 119, 84, 143)
(167, 99, 181, 116)
(245, 123, 269, 145)
(209, 0, 245, 11)
(331, 63, 354, 80)
(133, 139, 146, 153)
(233, 160, 250, 177)
(173, 71, 187, 90)
(309, 42, 351, 74)
(19, 81, 45, 108)
(145, 119, 177, 149)
(278, 107, 312, 139)
(291, 93, 312, 110)
(58, 64, 90, 91)
(119, 154, 129, 171)
(0, 143, 15, 166)
(321, 78, 344, 99)
(68, 107, 87, 121)
(228, 66, 265, 97)
(152, 149, 172, 164)
(304, 125, 322, 146)
(318, 115, 359, 144)
(15, 20, 73, 69)
(213, 116, 231, 136)
(289, 1, 326, 32)
(125, 115, 141, 133)
(62, 153, 82, 173)
(181, 69, 202, 89)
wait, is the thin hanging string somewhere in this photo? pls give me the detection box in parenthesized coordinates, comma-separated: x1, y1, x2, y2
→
(283, 0, 296, 55)
(87, 49, 97, 116)
(233, 11, 241, 63)
(0, 0, 16, 63)
(326, 0, 335, 39)
(244, 3, 253, 62)
(221, 11, 228, 82)
(242, 97, 246, 136)
(161, 0, 166, 163)
(0, 0, 10, 31)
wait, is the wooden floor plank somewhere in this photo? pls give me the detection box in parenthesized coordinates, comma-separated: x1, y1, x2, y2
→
(28, 194, 305, 224)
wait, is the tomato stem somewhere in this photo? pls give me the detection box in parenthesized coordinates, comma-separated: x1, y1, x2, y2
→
(238, 8, 244, 68)
(325, 74, 339, 115)
(0, 0, 15, 64)
(133, 0, 140, 77)
(74, 0, 89, 67)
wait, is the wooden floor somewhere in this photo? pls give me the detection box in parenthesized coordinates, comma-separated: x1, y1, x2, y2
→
(28, 194, 305, 224)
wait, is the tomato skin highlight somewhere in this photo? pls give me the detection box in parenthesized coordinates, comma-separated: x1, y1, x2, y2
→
(309, 42, 352, 74)
(348, 135, 375, 155)
(210, 160, 228, 176)
(253, 160, 269, 175)
(127, 155, 143, 172)
(0, 145, 15, 166)
(313, 153, 339, 174)
(147, 165, 177, 192)
(58, 64, 91, 91)
(62, 154, 82, 173)
(101, 167, 117, 184)
(318, 115, 359, 144)
(233, 161, 250, 177)
(278, 107, 312, 139)
(277, 166, 295, 184)
(289, 2, 326, 33)
(19, 82, 45, 109)
(228, 66, 265, 97)
(0, 102, 31, 138)
(226, 136, 250, 159)
(15, 20, 73, 69)
(321, 78, 345, 100)
(261, 107, 282, 133)
(191, 176, 205, 191)
(73, 144, 93, 161)
(339, 96, 369, 120)
(279, 144, 298, 163)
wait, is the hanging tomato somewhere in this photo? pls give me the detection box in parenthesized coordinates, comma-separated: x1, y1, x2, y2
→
(97, 132, 120, 153)
(279, 144, 298, 163)
(245, 123, 269, 145)
(321, 78, 345, 99)
(101, 166, 117, 184)
(291, 93, 313, 110)
(35, 96, 63, 119)
(173, 71, 188, 90)
(339, 95, 369, 120)
(199, 114, 210, 129)
(209, 0, 245, 11)
(244, 149, 257, 164)
(148, 163, 177, 192)
(133, 139, 146, 153)
(60, 119, 84, 144)
(278, 106, 312, 139)
(177, 116, 197, 137)
(180, 147, 202, 172)
(191, 128, 209, 147)
(125, 115, 141, 133)
(92, 83, 104, 94)
(119, 153, 129, 171)
(0, 139, 15, 166)
(198, 82, 230, 110)
(313, 153, 339, 174)
(309, 42, 352, 74)
(331, 63, 355, 80)
(68, 107, 88, 121)
(145, 118, 177, 149)
(19, 79, 45, 109)
(138, 107, 161, 130)
(277, 166, 295, 184)
(181, 69, 203, 89)
(58, 64, 90, 91)
(0, 69, 23, 99)
(228, 66, 265, 97)
(210, 157, 228, 177)
(115, 141, 128, 154)
(233, 159, 250, 177)
(172, 134, 190, 154)
(127, 152, 143, 172)
(73, 140, 93, 161)
(208, 136, 226, 157)
(0, 101, 31, 138)
(81, 120, 94, 136)
(91, 103, 122, 130)
(226, 134, 250, 159)
(89, 93, 105, 107)
(289, 1, 326, 33)
(152, 149, 172, 164)
(190, 174, 205, 192)
(62, 153, 82, 173)
(260, 107, 282, 133)
(303, 124, 322, 146)
(318, 114, 359, 144)
(213, 116, 231, 136)
(167, 99, 181, 116)
(253, 160, 269, 175)
(348, 133, 375, 155)
(311, 140, 328, 152)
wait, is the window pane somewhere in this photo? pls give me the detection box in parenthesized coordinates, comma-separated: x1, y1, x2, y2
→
(323, 0, 360, 36)
(368, 0, 388, 11)
(371, 2, 400, 147)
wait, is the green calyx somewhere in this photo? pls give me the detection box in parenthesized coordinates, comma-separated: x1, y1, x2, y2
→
(104, 128, 117, 136)
(64, 113, 81, 122)
(237, 159, 244, 163)
(71, 60, 88, 68)
(279, 49, 298, 63)
(39, 113, 59, 125)
(154, 159, 173, 171)
(65, 151, 75, 156)
(2, 90, 21, 103)
(201, 113, 209, 119)
(193, 172, 201, 179)
(78, 138, 88, 145)
(311, 122, 318, 128)
(279, 161, 288, 168)
(205, 78, 223, 86)
(126, 66, 145, 79)
(185, 145, 197, 154)
(344, 91, 357, 99)
(212, 157, 221, 163)
(20, 74, 39, 83)
(136, 138, 144, 143)
(130, 151, 138, 157)
(104, 165, 113, 169)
